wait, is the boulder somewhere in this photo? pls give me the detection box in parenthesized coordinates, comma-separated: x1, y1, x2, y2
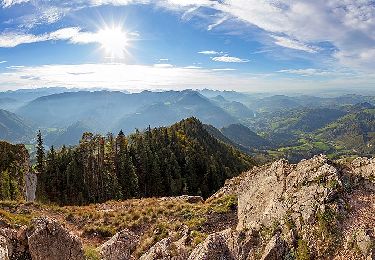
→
(188, 228, 258, 260)
(28, 217, 84, 260)
(99, 229, 139, 260)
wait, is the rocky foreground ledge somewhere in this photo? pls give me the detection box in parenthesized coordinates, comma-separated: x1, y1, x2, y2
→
(1, 155, 375, 259)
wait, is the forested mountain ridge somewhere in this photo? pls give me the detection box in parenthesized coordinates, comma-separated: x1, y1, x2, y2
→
(37, 117, 254, 205)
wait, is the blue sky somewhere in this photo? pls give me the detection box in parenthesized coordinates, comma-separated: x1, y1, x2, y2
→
(0, 0, 374, 92)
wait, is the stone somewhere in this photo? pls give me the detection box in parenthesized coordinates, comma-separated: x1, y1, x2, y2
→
(99, 229, 139, 260)
(28, 217, 84, 260)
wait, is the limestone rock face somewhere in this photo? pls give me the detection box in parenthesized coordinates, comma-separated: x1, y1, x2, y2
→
(99, 229, 139, 260)
(28, 217, 84, 260)
(188, 228, 258, 260)
(237, 155, 341, 230)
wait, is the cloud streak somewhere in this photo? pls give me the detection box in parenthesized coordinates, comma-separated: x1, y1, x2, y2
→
(211, 55, 249, 63)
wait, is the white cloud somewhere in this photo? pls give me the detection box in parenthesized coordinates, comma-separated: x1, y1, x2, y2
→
(271, 36, 319, 53)
(2, 0, 29, 8)
(198, 50, 220, 55)
(184, 66, 202, 69)
(0, 63, 373, 93)
(0, 60, 7, 64)
(212, 68, 236, 71)
(153, 63, 174, 68)
(277, 68, 355, 77)
(211, 55, 249, 63)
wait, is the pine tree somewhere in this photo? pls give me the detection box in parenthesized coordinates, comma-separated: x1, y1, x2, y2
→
(36, 130, 45, 174)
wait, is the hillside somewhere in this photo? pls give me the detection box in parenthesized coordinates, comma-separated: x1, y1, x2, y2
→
(318, 108, 375, 154)
(37, 117, 254, 205)
(0, 109, 34, 142)
(221, 124, 270, 149)
(0, 155, 374, 259)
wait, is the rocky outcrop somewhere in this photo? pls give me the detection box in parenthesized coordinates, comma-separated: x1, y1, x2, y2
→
(28, 217, 84, 260)
(99, 229, 139, 260)
(237, 155, 341, 230)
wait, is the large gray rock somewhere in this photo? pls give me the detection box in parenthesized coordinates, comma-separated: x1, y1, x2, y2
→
(99, 229, 139, 260)
(188, 228, 258, 260)
(28, 217, 84, 260)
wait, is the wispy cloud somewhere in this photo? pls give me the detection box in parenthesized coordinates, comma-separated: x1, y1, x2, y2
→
(212, 68, 236, 71)
(2, 0, 29, 8)
(271, 36, 319, 53)
(153, 63, 173, 68)
(278, 68, 354, 77)
(211, 55, 249, 63)
(198, 50, 221, 55)
(0, 60, 7, 64)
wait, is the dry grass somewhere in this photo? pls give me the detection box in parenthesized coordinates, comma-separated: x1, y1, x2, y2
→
(0, 195, 238, 256)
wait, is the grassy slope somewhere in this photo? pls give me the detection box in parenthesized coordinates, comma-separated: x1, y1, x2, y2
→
(0, 195, 237, 258)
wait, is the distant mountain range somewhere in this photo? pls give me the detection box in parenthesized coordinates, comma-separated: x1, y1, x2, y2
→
(0, 88, 374, 161)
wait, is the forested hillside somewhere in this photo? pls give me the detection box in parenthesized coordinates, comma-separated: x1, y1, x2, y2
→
(0, 141, 29, 200)
(37, 117, 254, 205)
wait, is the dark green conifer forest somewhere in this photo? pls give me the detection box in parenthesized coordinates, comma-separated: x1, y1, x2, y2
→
(36, 117, 254, 205)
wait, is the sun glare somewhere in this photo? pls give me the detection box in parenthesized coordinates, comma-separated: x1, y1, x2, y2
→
(97, 26, 129, 59)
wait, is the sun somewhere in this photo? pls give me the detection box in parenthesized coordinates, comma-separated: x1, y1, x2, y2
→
(97, 25, 129, 59)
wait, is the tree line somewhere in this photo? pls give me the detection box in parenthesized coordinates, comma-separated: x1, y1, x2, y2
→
(35, 118, 254, 205)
